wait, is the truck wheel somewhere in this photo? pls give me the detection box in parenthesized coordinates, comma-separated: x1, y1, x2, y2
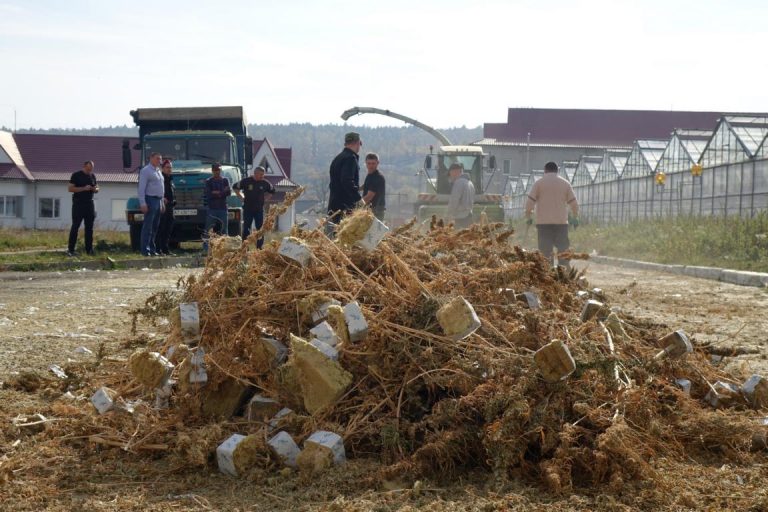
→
(129, 224, 142, 252)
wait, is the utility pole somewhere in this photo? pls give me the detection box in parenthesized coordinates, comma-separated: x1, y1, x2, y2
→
(525, 132, 531, 173)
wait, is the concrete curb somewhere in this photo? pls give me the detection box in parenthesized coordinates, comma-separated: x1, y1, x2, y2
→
(0, 255, 204, 275)
(588, 255, 768, 288)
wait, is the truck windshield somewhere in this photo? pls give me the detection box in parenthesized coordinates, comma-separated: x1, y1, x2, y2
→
(440, 155, 481, 172)
(144, 137, 234, 165)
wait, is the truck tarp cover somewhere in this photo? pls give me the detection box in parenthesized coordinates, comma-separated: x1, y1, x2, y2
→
(131, 107, 245, 123)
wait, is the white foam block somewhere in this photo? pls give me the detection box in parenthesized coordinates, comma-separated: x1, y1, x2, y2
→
(261, 337, 288, 365)
(304, 430, 346, 465)
(309, 321, 339, 347)
(91, 387, 115, 414)
(217, 433, 247, 477)
(705, 381, 740, 408)
(518, 292, 540, 310)
(343, 301, 368, 342)
(154, 379, 174, 409)
(675, 378, 691, 395)
(310, 339, 339, 361)
(278, 238, 312, 267)
(357, 217, 390, 251)
(743, 374, 765, 395)
(179, 302, 201, 341)
(268, 407, 295, 431)
(189, 347, 207, 384)
(268, 431, 301, 468)
(246, 395, 281, 421)
(311, 300, 341, 323)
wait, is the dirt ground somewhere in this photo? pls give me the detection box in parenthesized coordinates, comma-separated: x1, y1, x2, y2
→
(0, 264, 767, 511)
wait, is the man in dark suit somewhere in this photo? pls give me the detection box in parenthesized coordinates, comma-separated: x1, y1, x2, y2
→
(327, 132, 363, 226)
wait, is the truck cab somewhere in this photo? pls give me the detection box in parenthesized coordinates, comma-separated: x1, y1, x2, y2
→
(124, 107, 252, 251)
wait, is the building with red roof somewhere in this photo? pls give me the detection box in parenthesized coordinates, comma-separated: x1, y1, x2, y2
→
(0, 131, 295, 232)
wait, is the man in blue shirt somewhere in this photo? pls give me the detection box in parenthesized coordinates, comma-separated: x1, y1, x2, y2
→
(137, 152, 165, 256)
(203, 162, 231, 252)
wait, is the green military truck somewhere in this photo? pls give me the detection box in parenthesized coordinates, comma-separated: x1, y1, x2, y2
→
(123, 107, 252, 251)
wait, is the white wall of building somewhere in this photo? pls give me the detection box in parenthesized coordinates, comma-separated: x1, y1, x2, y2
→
(0, 180, 136, 231)
(0, 180, 29, 229)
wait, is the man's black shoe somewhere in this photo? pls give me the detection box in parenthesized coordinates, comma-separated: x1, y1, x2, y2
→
(86, 250, 95, 256)
(66, 251, 77, 257)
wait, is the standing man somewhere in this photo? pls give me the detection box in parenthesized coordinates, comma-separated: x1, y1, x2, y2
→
(234, 165, 275, 248)
(327, 132, 363, 226)
(155, 159, 176, 256)
(446, 163, 475, 228)
(137, 152, 165, 256)
(67, 160, 99, 256)
(362, 152, 386, 221)
(525, 161, 580, 268)
(203, 162, 231, 252)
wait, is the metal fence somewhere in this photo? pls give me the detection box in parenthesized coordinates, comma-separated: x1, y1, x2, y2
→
(505, 158, 768, 222)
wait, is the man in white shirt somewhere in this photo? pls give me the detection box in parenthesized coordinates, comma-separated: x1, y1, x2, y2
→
(525, 161, 579, 268)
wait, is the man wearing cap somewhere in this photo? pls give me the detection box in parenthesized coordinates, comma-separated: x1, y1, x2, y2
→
(446, 163, 475, 228)
(234, 165, 275, 248)
(327, 132, 363, 226)
(525, 161, 580, 268)
(203, 162, 231, 252)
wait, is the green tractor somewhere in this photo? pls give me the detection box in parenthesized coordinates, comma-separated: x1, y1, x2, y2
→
(341, 107, 503, 224)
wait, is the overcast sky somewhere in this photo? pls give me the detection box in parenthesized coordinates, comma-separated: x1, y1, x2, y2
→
(0, 0, 765, 130)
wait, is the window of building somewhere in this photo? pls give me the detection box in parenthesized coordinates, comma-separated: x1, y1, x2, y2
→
(0, 196, 22, 217)
(111, 199, 128, 221)
(38, 198, 60, 219)
(503, 159, 512, 175)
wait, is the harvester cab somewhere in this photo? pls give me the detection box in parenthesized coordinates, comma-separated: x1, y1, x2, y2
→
(418, 145, 501, 222)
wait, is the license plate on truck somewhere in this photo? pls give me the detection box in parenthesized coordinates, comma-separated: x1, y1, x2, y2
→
(175, 209, 197, 216)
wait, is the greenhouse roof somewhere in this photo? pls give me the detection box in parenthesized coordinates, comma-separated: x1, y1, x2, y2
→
(635, 139, 668, 171)
(674, 129, 712, 162)
(724, 115, 768, 156)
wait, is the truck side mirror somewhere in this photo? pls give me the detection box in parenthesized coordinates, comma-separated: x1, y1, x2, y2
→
(489, 155, 497, 170)
(424, 155, 432, 169)
(245, 136, 253, 165)
(122, 139, 132, 168)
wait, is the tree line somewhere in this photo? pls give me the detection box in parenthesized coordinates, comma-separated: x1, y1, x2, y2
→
(4, 123, 483, 202)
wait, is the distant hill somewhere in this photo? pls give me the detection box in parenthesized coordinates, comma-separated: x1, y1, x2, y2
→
(4, 123, 483, 202)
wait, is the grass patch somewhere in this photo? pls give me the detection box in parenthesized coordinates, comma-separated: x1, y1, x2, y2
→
(569, 212, 768, 272)
(0, 228, 203, 267)
(0, 228, 130, 252)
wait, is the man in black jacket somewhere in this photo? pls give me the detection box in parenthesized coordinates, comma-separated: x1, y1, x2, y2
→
(155, 159, 176, 255)
(327, 132, 363, 226)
